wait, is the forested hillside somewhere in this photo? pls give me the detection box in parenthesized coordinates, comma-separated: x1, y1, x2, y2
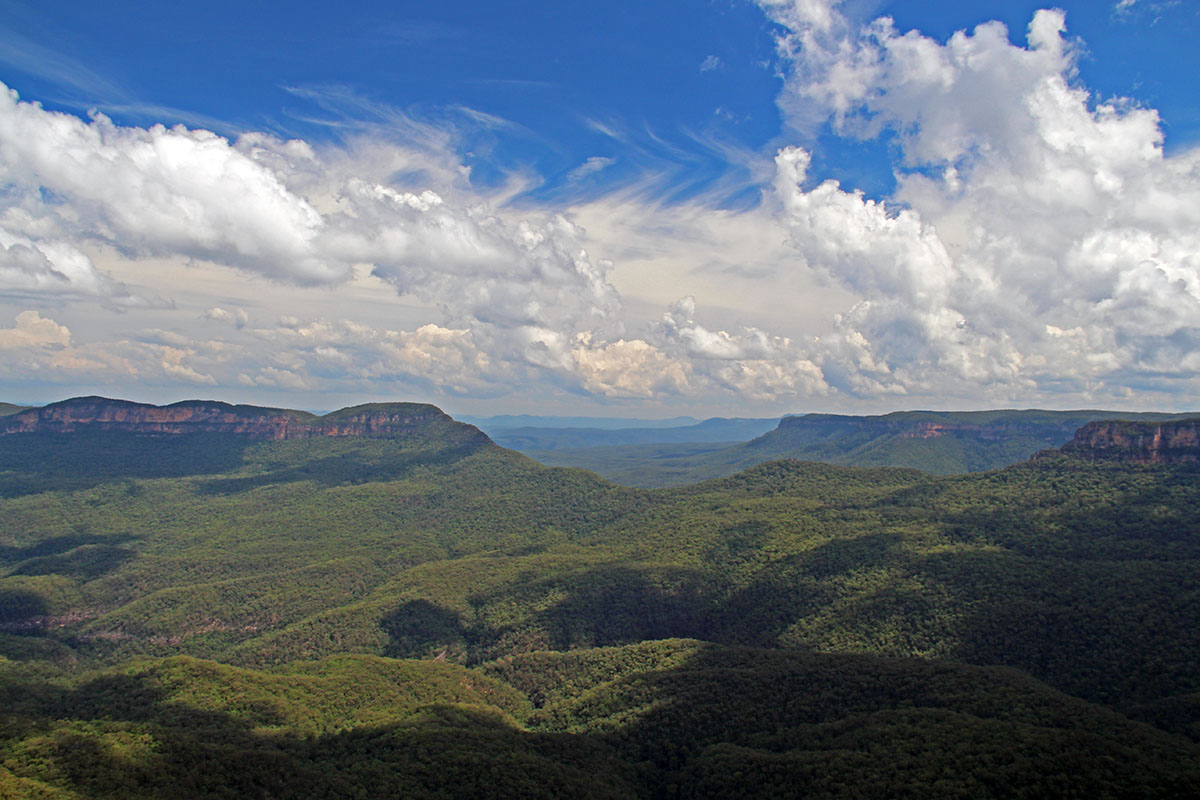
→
(1, 398, 1198, 797)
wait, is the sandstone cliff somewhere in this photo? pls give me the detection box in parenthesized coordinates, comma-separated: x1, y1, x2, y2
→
(1052, 418, 1200, 465)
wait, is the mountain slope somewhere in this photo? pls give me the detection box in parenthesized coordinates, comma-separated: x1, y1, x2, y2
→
(530, 408, 1200, 485)
(2, 401, 1197, 713)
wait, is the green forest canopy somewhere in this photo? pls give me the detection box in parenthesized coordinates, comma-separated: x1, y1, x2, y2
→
(0, 405, 1197, 797)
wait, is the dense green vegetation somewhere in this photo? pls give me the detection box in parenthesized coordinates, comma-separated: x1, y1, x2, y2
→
(0, 642, 1195, 798)
(492, 640, 1199, 797)
(530, 408, 1199, 486)
(1, 402, 1198, 796)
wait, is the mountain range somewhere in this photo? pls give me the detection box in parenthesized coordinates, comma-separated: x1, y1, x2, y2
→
(0, 396, 1197, 797)
(523, 408, 1200, 485)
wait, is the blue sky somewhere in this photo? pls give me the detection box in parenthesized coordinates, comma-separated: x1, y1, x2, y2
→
(2, 1, 780, 187)
(6, 0, 1195, 202)
(1, 0, 1199, 416)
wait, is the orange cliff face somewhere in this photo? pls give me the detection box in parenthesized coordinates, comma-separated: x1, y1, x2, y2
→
(1053, 419, 1200, 465)
(0, 397, 466, 441)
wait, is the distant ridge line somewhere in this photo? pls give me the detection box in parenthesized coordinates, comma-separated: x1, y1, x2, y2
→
(0, 396, 487, 442)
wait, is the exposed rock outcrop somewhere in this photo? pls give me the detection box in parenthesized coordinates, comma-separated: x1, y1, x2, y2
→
(1051, 418, 1200, 465)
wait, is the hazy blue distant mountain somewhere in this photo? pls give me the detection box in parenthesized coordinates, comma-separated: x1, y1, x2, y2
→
(458, 413, 701, 430)
(481, 417, 781, 450)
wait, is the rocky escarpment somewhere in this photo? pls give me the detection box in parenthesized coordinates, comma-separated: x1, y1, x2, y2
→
(1052, 418, 1200, 465)
(0, 396, 486, 442)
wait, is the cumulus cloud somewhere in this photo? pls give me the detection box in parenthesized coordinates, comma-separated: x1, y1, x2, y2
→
(257, 311, 688, 401)
(572, 336, 690, 398)
(756, 1, 1200, 402)
(0, 228, 151, 305)
(0, 87, 334, 282)
(657, 296, 829, 400)
(0, 302, 797, 404)
(0, 310, 70, 349)
(204, 306, 249, 328)
(661, 296, 785, 360)
(333, 183, 620, 334)
(0, 310, 137, 381)
(251, 317, 505, 396)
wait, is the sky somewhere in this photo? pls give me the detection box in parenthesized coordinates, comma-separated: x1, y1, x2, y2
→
(0, 0, 1198, 417)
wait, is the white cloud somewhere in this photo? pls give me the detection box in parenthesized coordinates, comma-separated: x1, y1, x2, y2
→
(699, 55, 722, 72)
(572, 337, 690, 398)
(660, 296, 784, 360)
(159, 346, 217, 385)
(567, 156, 615, 182)
(0, 86, 335, 282)
(1111, 0, 1178, 15)
(0, 310, 70, 349)
(656, 296, 829, 400)
(0, 228, 149, 304)
(204, 306, 249, 328)
(710, 357, 828, 402)
(0, 83, 621, 333)
(756, 2, 1200, 402)
(0, 310, 136, 380)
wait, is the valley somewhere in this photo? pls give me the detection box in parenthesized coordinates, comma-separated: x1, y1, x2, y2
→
(0, 397, 1198, 797)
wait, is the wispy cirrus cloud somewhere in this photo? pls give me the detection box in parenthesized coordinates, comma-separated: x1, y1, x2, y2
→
(566, 156, 615, 182)
(0, 28, 126, 101)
